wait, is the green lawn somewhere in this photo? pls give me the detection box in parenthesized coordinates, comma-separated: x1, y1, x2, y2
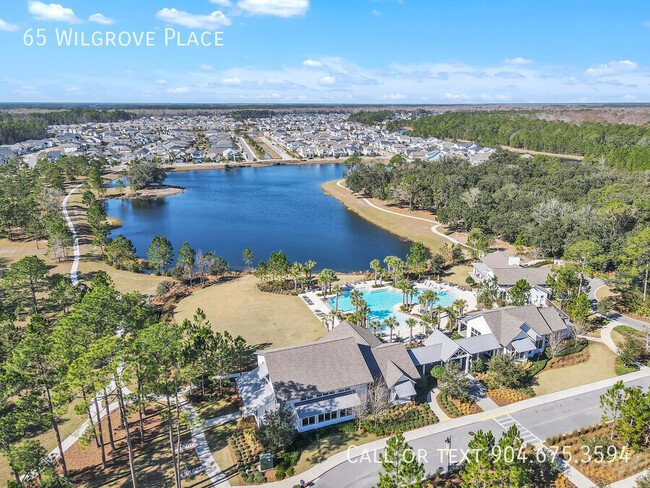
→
(532, 343, 618, 396)
(203, 421, 240, 485)
(173, 274, 325, 350)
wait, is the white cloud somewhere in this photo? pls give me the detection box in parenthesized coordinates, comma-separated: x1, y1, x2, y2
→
(156, 8, 231, 29)
(585, 60, 638, 76)
(237, 0, 309, 17)
(372, 9, 381, 16)
(303, 59, 322, 67)
(504, 57, 533, 64)
(0, 18, 19, 31)
(382, 93, 406, 100)
(200, 64, 213, 71)
(319, 76, 335, 85)
(221, 77, 241, 85)
(167, 86, 189, 94)
(28, 1, 82, 23)
(88, 13, 116, 25)
(210, 0, 232, 5)
(644, 20, 650, 27)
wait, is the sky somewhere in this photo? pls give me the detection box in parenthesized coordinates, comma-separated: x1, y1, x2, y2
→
(1, 0, 650, 103)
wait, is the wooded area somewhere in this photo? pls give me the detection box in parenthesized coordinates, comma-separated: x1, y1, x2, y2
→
(411, 111, 650, 170)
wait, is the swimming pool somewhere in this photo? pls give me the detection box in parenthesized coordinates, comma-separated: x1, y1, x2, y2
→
(328, 287, 457, 330)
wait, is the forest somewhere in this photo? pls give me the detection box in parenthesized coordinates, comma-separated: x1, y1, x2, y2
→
(344, 151, 650, 314)
(347, 110, 394, 126)
(410, 111, 650, 171)
(0, 109, 134, 145)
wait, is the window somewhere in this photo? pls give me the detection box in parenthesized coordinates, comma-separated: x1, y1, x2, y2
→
(318, 414, 325, 423)
(301, 418, 309, 427)
(331, 410, 338, 419)
(471, 328, 481, 337)
(308, 416, 315, 425)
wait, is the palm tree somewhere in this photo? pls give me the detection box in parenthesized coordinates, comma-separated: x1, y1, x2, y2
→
(332, 284, 342, 313)
(405, 318, 418, 346)
(384, 316, 399, 343)
(445, 306, 457, 331)
(304, 260, 316, 282)
(402, 281, 415, 305)
(359, 302, 371, 328)
(421, 315, 434, 336)
(453, 299, 467, 318)
(435, 305, 445, 329)
(419, 290, 438, 317)
(370, 259, 384, 286)
(369, 320, 381, 337)
(329, 309, 339, 329)
(290, 262, 303, 293)
(349, 289, 363, 312)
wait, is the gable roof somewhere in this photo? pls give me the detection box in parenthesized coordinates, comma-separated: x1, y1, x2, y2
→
(491, 267, 552, 286)
(317, 320, 382, 347)
(464, 305, 568, 347)
(369, 343, 421, 388)
(260, 337, 374, 402)
(480, 251, 516, 269)
(423, 329, 462, 361)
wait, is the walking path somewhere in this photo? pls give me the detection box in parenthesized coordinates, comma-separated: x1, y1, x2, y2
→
(61, 183, 83, 285)
(335, 179, 475, 251)
(179, 395, 232, 486)
(60, 180, 230, 487)
(468, 376, 499, 411)
(204, 412, 241, 429)
(427, 389, 450, 421)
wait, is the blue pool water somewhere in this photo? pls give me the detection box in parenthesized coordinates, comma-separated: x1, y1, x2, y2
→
(328, 287, 457, 330)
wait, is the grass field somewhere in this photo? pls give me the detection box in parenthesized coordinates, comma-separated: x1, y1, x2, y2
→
(532, 343, 618, 396)
(173, 274, 325, 350)
(322, 179, 452, 253)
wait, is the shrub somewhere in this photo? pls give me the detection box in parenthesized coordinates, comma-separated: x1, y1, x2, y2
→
(275, 466, 286, 480)
(254, 471, 266, 483)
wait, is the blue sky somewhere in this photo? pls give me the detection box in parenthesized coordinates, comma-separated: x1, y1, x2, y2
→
(1, 0, 649, 103)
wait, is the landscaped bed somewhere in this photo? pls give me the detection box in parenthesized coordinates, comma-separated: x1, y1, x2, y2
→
(436, 392, 482, 417)
(548, 423, 650, 486)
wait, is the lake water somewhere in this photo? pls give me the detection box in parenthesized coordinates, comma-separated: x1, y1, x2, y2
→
(105, 164, 412, 272)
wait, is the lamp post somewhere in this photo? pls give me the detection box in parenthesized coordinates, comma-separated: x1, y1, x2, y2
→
(445, 436, 452, 473)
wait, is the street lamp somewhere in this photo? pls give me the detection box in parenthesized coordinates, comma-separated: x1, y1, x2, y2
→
(445, 436, 452, 473)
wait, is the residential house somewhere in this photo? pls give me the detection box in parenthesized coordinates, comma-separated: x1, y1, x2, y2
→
(236, 321, 420, 432)
(471, 252, 553, 306)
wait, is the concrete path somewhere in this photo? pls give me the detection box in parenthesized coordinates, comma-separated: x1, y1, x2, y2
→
(179, 395, 232, 487)
(335, 179, 475, 251)
(61, 183, 83, 285)
(589, 277, 649, 331)
(467, 376, 499, 411)
(610, 469, 650, 488)
(204, 411, 241, 429)
(427, 389, 450, 421)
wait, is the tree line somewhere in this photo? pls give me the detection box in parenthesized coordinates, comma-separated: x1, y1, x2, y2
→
(344, 152, 650, 316)
(410, 110, 650, 171)
(0, 269, 251, 487)
(347, 110, 394, 126)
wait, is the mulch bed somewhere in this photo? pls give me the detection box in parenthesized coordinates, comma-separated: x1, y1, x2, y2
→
(547, 346, 590, 369)
(63, 405, 166, 485)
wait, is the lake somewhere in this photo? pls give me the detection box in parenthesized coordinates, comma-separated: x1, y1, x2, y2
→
(105, 164, 412, 272)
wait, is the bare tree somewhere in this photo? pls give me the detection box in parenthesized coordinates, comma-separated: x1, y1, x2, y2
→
(193, 250, 211, 286)
(354, 378, 390, 430)
(548, 330, 567, 358)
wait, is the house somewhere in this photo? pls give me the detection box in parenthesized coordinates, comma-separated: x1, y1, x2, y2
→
(458, 305, 572, 362)
(409, 304, 571, 371)
(471, 252, 553, 306)
(236, 321, 420, 432)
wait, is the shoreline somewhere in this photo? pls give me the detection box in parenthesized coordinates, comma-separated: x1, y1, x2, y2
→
(103, 184, 185, 200)
(321, 178, 457, 253)
(161, 156, 384, 173)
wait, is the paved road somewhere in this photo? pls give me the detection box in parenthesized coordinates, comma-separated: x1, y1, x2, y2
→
(238, 136, 258, 162)
(589, 278, 647, 331)
(309, 372, 650, 488)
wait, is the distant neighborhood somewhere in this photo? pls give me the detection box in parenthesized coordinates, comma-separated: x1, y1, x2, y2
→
(0, 112, 495, 167)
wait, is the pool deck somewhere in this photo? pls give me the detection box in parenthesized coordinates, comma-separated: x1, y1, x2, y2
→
(299, 280, 477, 341)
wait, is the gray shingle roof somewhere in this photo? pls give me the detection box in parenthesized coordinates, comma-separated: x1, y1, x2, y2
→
(492, 267, 552, 286)
(464, 305, 568, 347)
(260, 336, 374, 402)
